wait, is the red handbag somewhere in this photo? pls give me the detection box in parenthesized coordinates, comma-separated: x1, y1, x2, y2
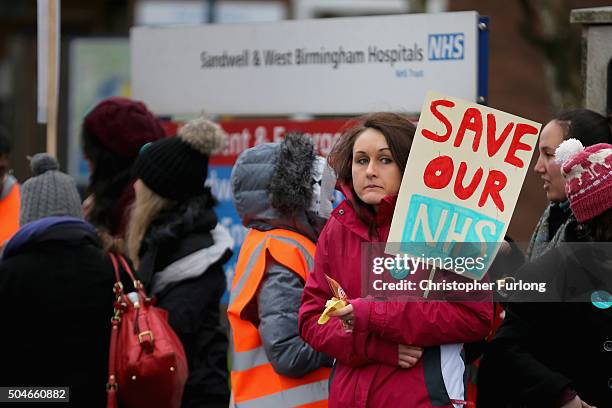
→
(106, 252, 188, 408)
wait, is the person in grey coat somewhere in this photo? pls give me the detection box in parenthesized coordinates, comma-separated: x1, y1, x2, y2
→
(230, 133, 335, 379)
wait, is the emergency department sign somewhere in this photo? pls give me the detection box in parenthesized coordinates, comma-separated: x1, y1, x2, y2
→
(387, 91, 541, 279)
(131, 12, 479, 115)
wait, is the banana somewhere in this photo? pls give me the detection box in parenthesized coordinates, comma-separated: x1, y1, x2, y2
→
(317, 297, 347, 324)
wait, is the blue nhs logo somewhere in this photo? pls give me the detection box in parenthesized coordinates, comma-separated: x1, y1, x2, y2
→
(428, 33, 465, 60)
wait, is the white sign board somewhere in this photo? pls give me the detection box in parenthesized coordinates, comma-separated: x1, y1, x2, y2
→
(131, 12, 479, 115)
(386, 91, 541, 279)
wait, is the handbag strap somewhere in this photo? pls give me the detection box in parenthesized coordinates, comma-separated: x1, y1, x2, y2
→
(107, 253, 123, 407)
(106, 315, 120, 408)
(108, 252, 147, 299)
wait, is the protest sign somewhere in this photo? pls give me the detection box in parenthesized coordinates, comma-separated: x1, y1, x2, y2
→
(386, 91, 541, 280)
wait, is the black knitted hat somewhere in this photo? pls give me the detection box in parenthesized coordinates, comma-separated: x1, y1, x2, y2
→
(132, 117, 226, 200)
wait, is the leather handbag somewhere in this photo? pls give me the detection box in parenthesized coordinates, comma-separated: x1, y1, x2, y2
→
(106, 252, 188, 408)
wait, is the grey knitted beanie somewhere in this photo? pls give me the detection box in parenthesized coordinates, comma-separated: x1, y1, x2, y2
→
(20, 153, 83, 226)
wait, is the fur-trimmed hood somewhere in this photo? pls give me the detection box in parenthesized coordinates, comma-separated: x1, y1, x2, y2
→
(231, 134, 335, 242)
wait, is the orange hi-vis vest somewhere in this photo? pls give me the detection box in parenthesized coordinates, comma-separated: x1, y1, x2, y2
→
(228, 228, 331, 408)
(0, 182, 20, 246)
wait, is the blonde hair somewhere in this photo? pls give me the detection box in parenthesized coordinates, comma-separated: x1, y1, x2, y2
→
(126, 182, 173, 269)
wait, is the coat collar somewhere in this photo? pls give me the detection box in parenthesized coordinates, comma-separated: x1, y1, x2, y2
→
(333, 183, 397, 241)
(2, 216, 98, 260)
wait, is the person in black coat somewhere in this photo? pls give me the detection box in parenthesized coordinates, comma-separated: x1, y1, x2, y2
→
(126, 117, 233, 408)
(0, 154, 117, 407)
(478, 140, 612, 408)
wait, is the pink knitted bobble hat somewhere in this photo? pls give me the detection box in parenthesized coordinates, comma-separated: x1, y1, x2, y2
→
(555, 138, 612, 222)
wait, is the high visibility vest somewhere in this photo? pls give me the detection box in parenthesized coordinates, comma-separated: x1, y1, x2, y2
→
(228, 228, 331, 408)
(0, 183, 20, 246)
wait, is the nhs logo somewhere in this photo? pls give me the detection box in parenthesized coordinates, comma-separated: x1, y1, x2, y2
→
(428, 33, 465, 60)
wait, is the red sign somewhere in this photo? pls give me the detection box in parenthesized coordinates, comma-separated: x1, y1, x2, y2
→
(160, 119, 350, 165)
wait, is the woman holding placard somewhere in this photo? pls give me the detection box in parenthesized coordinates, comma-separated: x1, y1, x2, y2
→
(298, 112, 493, 407)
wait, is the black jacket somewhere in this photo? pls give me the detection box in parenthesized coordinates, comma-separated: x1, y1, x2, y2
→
(478, 242, 612, 408)
(0, 217, 117, 407)
(138, 191, 232, 408)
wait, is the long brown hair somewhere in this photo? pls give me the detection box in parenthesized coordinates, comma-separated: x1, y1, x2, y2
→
(328, 112, 416, 235)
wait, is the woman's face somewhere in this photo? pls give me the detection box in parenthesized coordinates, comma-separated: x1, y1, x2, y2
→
(533, 120, 566, 202)
(352, 128, 402, 209)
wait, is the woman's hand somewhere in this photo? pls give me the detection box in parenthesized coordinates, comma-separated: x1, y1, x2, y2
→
(329, 303, 354, 332)
(398, 344, 423, 368)
(561, 396, 596, 408)
(329, 303, 423, 368)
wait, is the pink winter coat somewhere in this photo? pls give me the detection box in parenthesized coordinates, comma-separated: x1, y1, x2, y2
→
(298, 188, 493, 408)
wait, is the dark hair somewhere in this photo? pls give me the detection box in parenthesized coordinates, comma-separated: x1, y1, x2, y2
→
(0, 126, 11, 156)
(328, 112, 415, 235)
(82, 127, 134, 234)
(555, 109, 612, 146)
(575, 208, 612, 242)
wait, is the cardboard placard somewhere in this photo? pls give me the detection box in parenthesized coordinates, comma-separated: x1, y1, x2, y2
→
(386, 91, 541, 280)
